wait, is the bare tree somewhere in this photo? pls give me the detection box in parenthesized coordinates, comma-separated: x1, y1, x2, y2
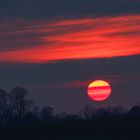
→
(82, 105, 95, 119)
(41, 106, 54, 122)
(9, 87, 33, 119)
(0, 89, 8, 122)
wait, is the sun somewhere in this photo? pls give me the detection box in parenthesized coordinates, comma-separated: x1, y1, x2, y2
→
(87, 80, 112, 102)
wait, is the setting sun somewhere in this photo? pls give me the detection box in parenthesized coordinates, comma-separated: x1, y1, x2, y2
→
(87, 80, 112, 102)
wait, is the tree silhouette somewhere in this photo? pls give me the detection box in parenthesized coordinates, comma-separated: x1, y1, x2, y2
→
(41, 106, 55, 122)
(82, 105, 94, 119)
(0, 89, 8, 122)
(9, 87, 33, 119)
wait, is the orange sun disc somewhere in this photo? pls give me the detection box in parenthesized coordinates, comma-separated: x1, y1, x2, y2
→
(87, 80, 112, 101)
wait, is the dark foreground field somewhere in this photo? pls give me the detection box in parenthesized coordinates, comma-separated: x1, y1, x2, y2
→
(0, 131, 140, 140)
(1, 113, 140, 140)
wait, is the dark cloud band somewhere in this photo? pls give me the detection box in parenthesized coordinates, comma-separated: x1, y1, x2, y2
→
(0, 0, 140, 19)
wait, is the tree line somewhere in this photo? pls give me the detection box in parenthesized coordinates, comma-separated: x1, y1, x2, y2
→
(0, 87, 140, 139)
(0, 87, 128, 123)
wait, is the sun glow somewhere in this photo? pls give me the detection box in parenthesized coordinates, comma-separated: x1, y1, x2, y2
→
(88, 80, 112, 101)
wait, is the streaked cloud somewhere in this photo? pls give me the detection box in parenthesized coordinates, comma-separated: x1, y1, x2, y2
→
(0, 15, 139, 63)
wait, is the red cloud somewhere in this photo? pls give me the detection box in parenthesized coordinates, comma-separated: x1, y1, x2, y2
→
(0, 15, 140, 63)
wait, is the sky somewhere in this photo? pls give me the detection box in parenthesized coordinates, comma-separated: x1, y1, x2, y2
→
(0, 0, 140, 113)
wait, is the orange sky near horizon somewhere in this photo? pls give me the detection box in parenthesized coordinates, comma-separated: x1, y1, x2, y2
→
(0, 14, 140, 63)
